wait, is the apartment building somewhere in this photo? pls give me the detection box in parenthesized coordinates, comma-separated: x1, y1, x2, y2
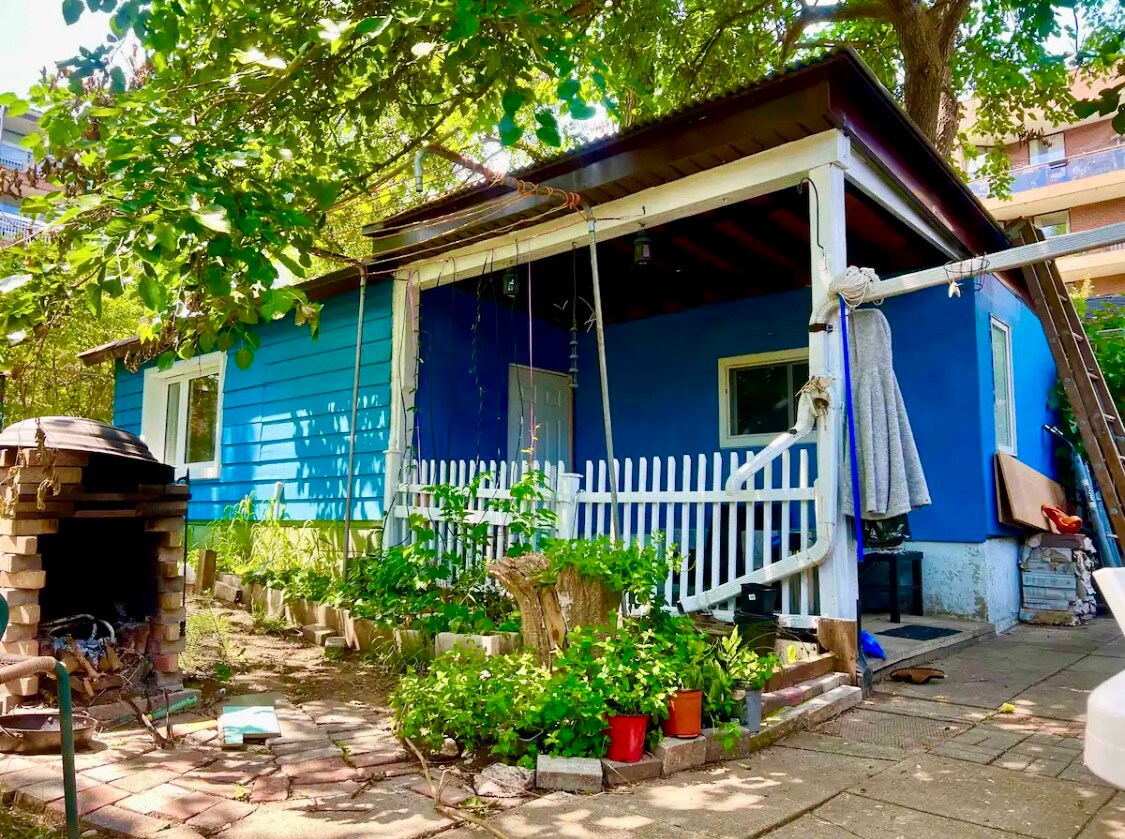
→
(0, 105, 43, 242)
(966, 75, 1125, 296)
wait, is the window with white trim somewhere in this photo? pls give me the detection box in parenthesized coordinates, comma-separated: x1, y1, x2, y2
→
(719, 349, 809, 448)
(1029, 132, 1066, 165)
(141, 353, 225, 478)
(990, 317, 1016, 455)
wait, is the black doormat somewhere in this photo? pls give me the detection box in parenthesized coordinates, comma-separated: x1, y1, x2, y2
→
(876, 624, 960, 641)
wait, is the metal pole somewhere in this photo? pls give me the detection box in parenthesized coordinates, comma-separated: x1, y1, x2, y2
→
(342, 266, 368, 576)
(586, 217, 621, 540)
(55, 660, 79, 839)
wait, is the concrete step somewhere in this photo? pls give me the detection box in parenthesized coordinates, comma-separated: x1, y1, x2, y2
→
(762, 671, 848, 716)
(804, 685, 864, 725)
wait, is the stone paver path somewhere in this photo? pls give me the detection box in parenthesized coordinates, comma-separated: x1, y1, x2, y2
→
(1, 618, 1122, 838)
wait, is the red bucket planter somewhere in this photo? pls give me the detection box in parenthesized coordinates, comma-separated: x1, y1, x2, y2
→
(661, 689, 703, 738)
(606, 713, 648, 762)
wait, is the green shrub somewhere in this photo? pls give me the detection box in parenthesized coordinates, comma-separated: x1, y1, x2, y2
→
(391, 649, 551, 758)
(539, 536, 677, 606)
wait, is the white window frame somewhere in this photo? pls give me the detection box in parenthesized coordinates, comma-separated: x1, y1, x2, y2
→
(718, 348, 809, 448)
(141, 352, 226, 479)
(1029, 132, 1066, 166)
(990, 317, 1017, 456)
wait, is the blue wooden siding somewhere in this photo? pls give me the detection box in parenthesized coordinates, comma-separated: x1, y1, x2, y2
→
(113, 283, 395, 523)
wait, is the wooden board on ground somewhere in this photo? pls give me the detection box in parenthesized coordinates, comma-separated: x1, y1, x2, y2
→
(995, 453, 1067, 531)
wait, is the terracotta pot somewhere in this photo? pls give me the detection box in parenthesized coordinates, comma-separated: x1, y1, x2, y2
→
(606, 713, 648, 763)
(661, 689, 703, 738)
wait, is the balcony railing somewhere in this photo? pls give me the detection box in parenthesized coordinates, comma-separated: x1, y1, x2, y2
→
(0, 209, 33, 241)
(0, 142, 34, 172)
(970, 144, 1125, 198)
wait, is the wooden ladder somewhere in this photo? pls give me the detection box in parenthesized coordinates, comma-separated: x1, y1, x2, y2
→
(1017, 224, 1125, 550)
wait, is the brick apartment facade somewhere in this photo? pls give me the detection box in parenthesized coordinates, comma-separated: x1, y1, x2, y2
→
(966, 79, 1125, 296)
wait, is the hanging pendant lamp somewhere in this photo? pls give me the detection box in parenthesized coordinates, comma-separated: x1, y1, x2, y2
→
(633, 230, 653, 267)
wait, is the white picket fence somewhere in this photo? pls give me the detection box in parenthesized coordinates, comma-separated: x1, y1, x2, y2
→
(388, 448, 821, 616)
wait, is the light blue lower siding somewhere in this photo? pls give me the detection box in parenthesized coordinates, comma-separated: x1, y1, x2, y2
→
(113, 283, 394, 523)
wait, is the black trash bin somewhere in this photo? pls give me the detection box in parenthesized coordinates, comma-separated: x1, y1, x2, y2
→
(733, 583, 780, 656)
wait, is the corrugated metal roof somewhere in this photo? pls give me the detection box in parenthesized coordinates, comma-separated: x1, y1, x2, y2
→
(0, 417, 156, 462)
(373, 53, 841, 228)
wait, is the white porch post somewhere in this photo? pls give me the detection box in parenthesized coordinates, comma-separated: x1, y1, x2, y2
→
(381, 270, 420, 546)
(807, 162, 858, 622)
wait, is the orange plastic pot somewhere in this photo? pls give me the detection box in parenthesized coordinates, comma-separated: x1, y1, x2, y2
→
(661, 689, 703, 738)
(606, 713, 648, 763)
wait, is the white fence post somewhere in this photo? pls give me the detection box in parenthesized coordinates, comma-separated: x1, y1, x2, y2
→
(556, 472, 583, 539)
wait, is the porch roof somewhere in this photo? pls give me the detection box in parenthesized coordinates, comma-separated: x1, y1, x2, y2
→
(363, 50, 1009, 273)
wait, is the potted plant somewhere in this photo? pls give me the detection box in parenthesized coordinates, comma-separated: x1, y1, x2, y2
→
(659, 621, 710, 738)
(554, 625, 677, 762)
(713, 630, 779, 732)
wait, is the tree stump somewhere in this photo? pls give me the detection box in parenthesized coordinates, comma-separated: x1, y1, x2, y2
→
(489, 553, 620, 666)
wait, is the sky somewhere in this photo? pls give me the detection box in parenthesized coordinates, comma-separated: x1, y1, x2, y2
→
(0, 0, 114, 96)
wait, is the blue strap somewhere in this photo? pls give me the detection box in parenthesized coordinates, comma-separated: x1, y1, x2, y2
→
(839, 296, 865, 564)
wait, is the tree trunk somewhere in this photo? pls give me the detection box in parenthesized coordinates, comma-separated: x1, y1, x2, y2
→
(489, 553, 620, 666)
(894, 0, 970, 158)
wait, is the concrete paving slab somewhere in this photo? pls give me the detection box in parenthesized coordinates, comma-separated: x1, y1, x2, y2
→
(480, 748, 894, 839)
(1009, 683, 1091, 722)
(1096, 636, 1125, 658)
(217, 789, 452, 839)
(776, 731, 911, 763)
(993, 628, 1108, 656)
(863, 694, 990, 723)
(851, 753, 1113, 839)
(1067, 655, 1125, 675)
(763, 791, 1025, 838)
(814, 709, 966, 751)
(1078, 791, 1125, 838)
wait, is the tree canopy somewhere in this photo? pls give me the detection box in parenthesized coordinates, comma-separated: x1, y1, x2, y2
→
(1, 0, 1122, 373)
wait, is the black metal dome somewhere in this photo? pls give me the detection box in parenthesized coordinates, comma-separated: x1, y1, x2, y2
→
(0, 417, 156, 462)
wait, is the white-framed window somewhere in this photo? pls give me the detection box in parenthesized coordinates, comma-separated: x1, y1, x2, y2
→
(718, 349, 809, 448)
(990, 317, 1016, 455)
(1029, 132, 1066, 165)
(1033, 210, 1070, 238)
(141, 353, 225, 478)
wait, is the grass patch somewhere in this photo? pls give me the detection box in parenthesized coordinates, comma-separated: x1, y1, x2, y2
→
(182, 602, 243, 683)
(0, 804, 80, 838)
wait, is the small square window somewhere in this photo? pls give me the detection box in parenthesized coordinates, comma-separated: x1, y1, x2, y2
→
(719, 351, 808, 447)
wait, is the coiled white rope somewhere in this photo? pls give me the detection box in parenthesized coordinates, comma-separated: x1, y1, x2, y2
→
(809, 264, 881, 325)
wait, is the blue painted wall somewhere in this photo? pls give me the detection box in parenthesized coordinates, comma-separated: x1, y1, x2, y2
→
(417, 280, 1056, 546)
(114, 283, 395, 522)
(416, 283, 570, 465)
(573, 290, 813, 464)
(877, 285, 990, 543)
(974, 276, 1060, 536)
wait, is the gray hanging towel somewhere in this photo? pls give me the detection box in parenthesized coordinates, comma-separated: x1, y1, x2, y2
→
(840, 308, 930, 520)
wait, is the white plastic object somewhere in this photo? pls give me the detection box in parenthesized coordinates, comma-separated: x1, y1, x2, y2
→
(1085, 568, 1125, 789)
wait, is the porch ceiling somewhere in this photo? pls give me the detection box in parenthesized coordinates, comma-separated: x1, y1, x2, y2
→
(463, 183, 946, 327)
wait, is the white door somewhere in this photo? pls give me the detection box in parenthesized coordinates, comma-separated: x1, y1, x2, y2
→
(507, 365, 572, 466)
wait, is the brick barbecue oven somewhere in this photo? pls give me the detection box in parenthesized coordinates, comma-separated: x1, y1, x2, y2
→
(0, 417, 187, 709)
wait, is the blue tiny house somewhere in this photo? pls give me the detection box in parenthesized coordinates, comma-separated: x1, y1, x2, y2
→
(89, 51, 1060, 631)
